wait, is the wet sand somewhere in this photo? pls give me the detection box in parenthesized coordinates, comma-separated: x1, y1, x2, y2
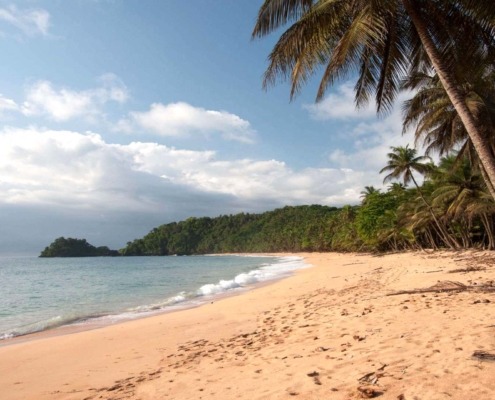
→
(1, 251, 495, 399)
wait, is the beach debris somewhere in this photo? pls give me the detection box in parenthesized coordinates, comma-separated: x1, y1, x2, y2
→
(358, 364, 387, 386)
(359, 372, 379, 385)
(357, 385, 384, 398)
(387, 280, 495, 296)
(362, 307, 373, 315)
(341, 309, 349, 316)
(448, 266, 485, 274)
(473, 299, 491, 304)
(397, 395, 406, 400)
(307, 370, 322, 385)
(353, 335, 366, 342)
(472, 350, 495, 362)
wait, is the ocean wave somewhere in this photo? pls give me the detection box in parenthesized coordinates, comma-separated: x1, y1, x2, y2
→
(0, 314, 98, 340)
(196, 256, 306, 296)
(1, 256, 307, 340)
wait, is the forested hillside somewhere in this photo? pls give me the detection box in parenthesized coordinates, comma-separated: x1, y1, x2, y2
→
(121, 149, 495, 256)
(120, 205, 362, 255)
(40, 237, 120, 257)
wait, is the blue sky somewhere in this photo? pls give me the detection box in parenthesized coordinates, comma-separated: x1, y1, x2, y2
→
(0, 1, 414, 254)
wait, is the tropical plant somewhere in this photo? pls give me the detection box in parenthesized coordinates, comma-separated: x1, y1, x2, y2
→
(360, 186, 380, 204)
(402, 55, 495, 198)
(431, 156, 495, 248)
(380, 145, 459, 248)
(252, 0, 495, 197)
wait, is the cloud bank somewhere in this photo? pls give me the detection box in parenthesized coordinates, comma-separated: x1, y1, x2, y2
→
(118, 102, 256, 143)
(0, 126, 374, 253)
(0, 127, 366, 210)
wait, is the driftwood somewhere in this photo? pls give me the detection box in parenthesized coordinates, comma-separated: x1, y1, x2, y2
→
(472, 351, 495, 362)
(387, 280, 495, 296)
(358, 364, 387, 385)
(448, 266, 486, 274)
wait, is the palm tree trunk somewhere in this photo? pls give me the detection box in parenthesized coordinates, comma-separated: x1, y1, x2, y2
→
(425, 228, 437, 250)
(403, 0, 495, 201)
(478, 160, 495, 200)
(481, 213, 495, 250)
(409, 173, 459, 248)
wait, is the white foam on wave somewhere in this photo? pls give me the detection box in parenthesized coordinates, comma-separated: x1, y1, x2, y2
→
(104, 256, 307, 319)
(197, 256, 307, 297)
(0, 314, 78, 340)
(1, 256, 308, 340)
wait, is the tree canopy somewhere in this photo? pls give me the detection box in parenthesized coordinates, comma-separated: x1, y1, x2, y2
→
(40, 237, 120, 258)
(253, 0, 495, 199)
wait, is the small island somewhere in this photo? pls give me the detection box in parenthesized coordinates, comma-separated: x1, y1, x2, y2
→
(39, 237, 120, 257)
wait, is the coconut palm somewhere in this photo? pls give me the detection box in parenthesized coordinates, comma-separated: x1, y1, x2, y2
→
(360, 186, 380, 204)
(252, 0, 495, 197)
(380, 145, 430, 188)
(380, 145, 459, 247)
(432, 156, 495, 248)
(402, 56, 495, 198)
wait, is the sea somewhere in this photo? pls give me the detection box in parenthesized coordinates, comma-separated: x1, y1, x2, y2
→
(0, 254, 307, 341)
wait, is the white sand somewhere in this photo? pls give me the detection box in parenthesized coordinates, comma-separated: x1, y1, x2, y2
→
(1, 251, 494, 399)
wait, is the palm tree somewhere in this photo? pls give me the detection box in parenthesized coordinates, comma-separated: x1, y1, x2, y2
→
(360, 186, 380, 204)
(380, 145, 458, 248)
(380, 145, 430, 188)
(252, 0, 495, 197)
(432, 156, 495, 248)
(401, 49, 495, 198)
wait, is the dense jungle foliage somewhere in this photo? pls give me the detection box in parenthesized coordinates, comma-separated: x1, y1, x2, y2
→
(243, 1, 495, 253)
(120, 205, 354, 255)
(121, 149, 495, 255)
(40, 237, 120, 257)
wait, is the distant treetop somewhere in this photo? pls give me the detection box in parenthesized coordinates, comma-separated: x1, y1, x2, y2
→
(39, 237, 120, 257)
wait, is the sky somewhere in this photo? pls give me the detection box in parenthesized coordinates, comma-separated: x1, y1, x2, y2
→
(0, 1, 415, 255)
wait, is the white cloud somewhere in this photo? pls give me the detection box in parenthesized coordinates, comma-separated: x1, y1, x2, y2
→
(0, 5, 50, 36)
(321, 91, 417, 184)
(22, 75, 129, 122)
(120, 102, 256, 143)
(302, 81, 420, 187)
(0, 94, 18, 114)
(0, 127, 369, 213)
(0, 126, 388, 253)
(303, 82, 376, 120)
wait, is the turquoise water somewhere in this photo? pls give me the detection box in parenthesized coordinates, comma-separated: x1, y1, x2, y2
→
(0, 255, 306, 339)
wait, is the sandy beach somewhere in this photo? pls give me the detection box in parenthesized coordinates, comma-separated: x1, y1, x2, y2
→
(1, 251, 495, 400)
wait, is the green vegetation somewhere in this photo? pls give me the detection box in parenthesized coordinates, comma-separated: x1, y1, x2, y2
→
(43, 3, 495, 256)
(120, 205, 360, 255)
(40, 237, 120, 257)
(43, 148, 495, 256)
(121, 147, 495, 255)
(252, 1, 495, 199)
(235, 1, 495, 253)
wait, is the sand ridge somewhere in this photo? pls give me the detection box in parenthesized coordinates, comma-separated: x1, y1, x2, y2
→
(1, 251, 495, 399)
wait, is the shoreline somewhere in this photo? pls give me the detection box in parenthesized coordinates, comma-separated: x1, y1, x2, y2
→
(1, 251, 495, 399)
(0, 254, 305, 346)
